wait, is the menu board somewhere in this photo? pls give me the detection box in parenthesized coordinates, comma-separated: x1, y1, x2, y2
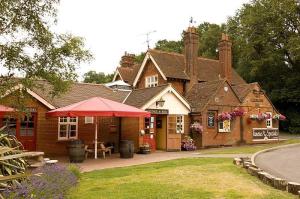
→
(207, 112, 215, 127)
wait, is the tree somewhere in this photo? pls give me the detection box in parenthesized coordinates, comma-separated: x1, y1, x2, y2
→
(155, 39, 183, 54)
(83, 71, 113, 84)
(0, 0, 92, 101)
(227, 0, 300, 132)
(197, 22, 225, 59)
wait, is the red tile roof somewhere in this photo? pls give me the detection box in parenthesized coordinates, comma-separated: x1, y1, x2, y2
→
(32, 80, 130, 108)
(148, 49, 246, 85)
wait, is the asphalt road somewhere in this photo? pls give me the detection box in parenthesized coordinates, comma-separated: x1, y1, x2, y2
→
(255, 145, 300, 183)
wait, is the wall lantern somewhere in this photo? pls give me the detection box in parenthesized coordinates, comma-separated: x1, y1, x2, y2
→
(156, 97, 165, 107)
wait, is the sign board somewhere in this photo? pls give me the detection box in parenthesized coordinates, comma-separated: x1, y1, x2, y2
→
(146, 109, 169, 115)
(207, 112, 215, 128)
(252, 128, 279, 141)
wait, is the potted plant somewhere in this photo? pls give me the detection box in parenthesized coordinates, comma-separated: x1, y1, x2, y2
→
(139, 143, 151, 154)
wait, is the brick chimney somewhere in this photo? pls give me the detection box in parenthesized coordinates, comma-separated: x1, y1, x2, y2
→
(120, 52, 135, 67)
(218, 33, 232, 84)
(184, 26, 199, 90)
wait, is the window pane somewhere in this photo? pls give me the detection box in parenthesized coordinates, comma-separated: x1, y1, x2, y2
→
(219, 122, 223, 130)
(60, 131, 67, 138)
(70, 125, 77, 131)
(60, 125, 67, 131)
(69, 117, 77, 122)
(70, 130, 76, 137)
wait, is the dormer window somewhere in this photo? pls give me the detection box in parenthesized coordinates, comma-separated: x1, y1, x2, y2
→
(145, 75, 158, 88)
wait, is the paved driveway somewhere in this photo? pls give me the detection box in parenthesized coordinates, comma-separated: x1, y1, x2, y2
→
(255, 144, 300, 183)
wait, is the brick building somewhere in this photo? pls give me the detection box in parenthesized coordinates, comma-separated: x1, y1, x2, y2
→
(113, 26, 281, 149)
(0, 26, 281, 155)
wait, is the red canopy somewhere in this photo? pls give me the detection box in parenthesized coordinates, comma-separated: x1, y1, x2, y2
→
(0, 105, 15, 117)
(46, 97, 150, 117)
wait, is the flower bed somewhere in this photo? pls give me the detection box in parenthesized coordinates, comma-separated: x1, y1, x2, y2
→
(3, 164, 80, 199)
(181, 136, 197, 151)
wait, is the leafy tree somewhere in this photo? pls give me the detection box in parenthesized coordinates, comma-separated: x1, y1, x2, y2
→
(155, 39, 183, 54)
(197, 22, 225, 59)
(0, 0, 92, 102)
(83, 71, 113, 84)
(227, 0, 300, 132)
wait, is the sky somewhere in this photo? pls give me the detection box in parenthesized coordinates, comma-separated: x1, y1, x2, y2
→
(55, 0, 249, 79)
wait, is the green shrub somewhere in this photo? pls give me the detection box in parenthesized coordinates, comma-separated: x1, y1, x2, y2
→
(67, 164, 81, 179)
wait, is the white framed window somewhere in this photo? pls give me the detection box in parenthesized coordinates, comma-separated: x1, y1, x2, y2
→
(145, 75, 158, 88)
(218, 120, 231, 132)
(85, 116, 94, 124)
(266, 112, 272, 128)
(176, 115, 184, 134)
(58, 117, 78, 140)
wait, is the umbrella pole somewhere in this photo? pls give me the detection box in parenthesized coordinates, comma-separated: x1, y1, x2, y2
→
(94, 116, 98, 159)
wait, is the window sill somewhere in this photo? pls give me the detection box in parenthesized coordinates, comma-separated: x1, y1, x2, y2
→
(56, 139, 78, 143)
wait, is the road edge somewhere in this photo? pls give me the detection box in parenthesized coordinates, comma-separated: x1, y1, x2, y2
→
(251, 143, 300, 166)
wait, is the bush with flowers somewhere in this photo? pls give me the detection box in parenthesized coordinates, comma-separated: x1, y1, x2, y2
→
(181, 136, 196, 151)
(3, 164, 79, 199)
(190, 122, 203, 133)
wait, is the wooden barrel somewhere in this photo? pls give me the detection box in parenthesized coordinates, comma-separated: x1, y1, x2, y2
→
(119, 140, 134, 158)
(68, 140, 85, 163)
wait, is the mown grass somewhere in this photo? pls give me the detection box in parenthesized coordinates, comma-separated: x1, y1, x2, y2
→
(68, 158, 294, 199)
(198, 139, 300, 155)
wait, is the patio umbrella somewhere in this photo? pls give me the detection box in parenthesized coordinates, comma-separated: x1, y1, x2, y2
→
(0, 105, 15, 117)
(47, 97, 150, 159)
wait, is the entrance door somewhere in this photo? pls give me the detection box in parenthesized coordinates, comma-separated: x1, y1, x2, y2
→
(166, 115, 181, 151)
(18, 113, 36, 151)
(156, 115, 167, 150)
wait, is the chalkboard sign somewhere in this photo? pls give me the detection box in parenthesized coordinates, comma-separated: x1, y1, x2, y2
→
(253, 128, 279, 141)
(207, 112, 215, 127)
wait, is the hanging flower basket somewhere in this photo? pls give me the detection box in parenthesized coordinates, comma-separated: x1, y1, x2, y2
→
(217, 108, 245, 121)
(273, 114, 286, 120)
(190, 122, 203, 133)
(249, 113, 271, 120)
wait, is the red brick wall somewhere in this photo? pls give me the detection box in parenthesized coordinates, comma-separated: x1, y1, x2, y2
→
(199, 82, 241, 147)
(240, 84, 279, 144)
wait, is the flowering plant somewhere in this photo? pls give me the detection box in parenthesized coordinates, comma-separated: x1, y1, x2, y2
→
(217, 112, 232, 121)
(3, 164, 79, 199)
(250, 113, 271, 120)
(181, 136, 196, 151)
(273, 114, 286, 120)
(190, 122, 203, 133)
(218, 108, 245, 121)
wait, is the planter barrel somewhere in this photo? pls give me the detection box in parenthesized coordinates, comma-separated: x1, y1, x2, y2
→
(68, 140, 85, 163)
(119, 140, 134, 158)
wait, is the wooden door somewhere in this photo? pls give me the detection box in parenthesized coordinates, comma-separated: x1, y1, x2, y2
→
(166, 115, 181, 151)
(18, 113, 36, 151)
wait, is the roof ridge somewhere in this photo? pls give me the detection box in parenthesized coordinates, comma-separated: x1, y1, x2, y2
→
(149, 49, 184, 57)
(149, 49, 219, 63)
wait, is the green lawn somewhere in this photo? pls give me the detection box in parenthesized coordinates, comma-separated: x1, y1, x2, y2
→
(198, 139, 300, 155)
(68, 158, 294, 199)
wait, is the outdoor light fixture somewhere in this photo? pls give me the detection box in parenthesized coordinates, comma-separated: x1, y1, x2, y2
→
(156, 97, 165, 107)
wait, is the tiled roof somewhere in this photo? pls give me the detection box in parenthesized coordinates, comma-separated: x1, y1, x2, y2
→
(148, 49, 246, 85)
(185, 80, 225, 112)
(32, 80, 130, 108)
(124, 84, 169, 108)
(232, 82, 259, 101)
(117, 63, 140, 85)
